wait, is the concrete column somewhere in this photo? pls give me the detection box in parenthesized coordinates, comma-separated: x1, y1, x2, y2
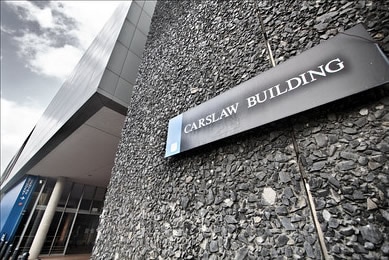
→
(29, 177, 66, 259)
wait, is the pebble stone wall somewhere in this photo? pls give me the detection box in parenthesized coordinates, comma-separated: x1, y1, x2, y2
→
(93, 1, 389, 259)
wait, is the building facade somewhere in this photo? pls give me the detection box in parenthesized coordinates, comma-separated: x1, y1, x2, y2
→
(0, 1, 156, 259)
(92, 1, 389, 259)
(1, 1, 389, 259)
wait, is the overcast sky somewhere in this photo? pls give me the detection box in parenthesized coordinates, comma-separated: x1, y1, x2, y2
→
(1, 1, 121, 174)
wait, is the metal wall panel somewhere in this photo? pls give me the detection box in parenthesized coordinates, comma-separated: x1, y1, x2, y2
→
(1, 2, 132, 190)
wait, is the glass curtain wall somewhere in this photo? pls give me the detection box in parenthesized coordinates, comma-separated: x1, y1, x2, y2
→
(14, 177, 106, 256)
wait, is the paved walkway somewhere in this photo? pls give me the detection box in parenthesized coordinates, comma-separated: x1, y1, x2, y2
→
(39, 254, 90, 260)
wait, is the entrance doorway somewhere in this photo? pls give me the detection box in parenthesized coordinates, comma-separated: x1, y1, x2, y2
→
(13, 178, 105, 257)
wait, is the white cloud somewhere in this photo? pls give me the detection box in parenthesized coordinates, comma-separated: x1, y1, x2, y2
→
(27, 39, 83, 80)
(0, 24, 15, 35)
(12, 32, 83, 79)
(5, 1, 56, 29)
(6, 1, 121, 81)
(32, 44, 83, 80)
(28, 5, 55, 29)
(58, 1, 122, 49)
(1, 1, 121, 173)
(1, 98, 44, 174)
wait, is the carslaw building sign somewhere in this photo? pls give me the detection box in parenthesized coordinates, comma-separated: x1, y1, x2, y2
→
(165, 24, 389, 157)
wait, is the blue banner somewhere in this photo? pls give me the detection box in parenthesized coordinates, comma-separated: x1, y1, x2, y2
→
(0, 175, 38, 241)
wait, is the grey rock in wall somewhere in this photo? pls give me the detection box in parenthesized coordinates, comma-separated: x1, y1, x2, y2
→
(293, 89, 389, 259)
(93, 1, 389, 259)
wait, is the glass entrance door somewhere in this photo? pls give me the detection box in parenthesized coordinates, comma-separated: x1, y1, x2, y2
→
(14, 178, 106, 256)
(41, 212, 76, 255)
(66, 214, 99, 254)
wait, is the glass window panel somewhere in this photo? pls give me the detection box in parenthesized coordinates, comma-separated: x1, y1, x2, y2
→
(83, 186, 95, 200)
(79, 185, 95, 211)
(39, 178, 56, 206)
(94, 187, 106, 201)
(58, 181, 73, 207)
(80, 199, 92, 211)
(41, 211, 63, 254)
(52, 213, 75, 255)
(66, 214, 99, 254)
(91, 201, 103, 214)
(19, 209, 45, 252)
(67, 183, 84, 209)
